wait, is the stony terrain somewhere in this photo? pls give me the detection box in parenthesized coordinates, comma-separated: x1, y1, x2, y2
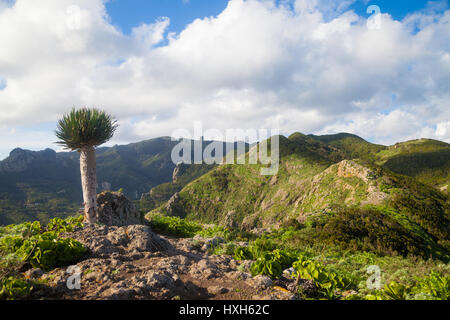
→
(25, 224, 298, 300)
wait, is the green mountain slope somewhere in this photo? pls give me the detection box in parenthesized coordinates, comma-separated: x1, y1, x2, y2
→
(139, 163, 216, 212)
(308, 133, 386, 161)
(0, 138, 247, 225)
(307, 133, 449, 190)
(373, 139, 450, 190)
(1, 131, 448, 230)
(151, 134, 450, 260)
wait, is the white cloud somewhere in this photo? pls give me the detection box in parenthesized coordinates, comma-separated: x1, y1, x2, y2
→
(0, 0, 449, 159)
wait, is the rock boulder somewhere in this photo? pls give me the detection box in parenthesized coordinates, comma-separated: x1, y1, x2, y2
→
(96, 191, 142, 227)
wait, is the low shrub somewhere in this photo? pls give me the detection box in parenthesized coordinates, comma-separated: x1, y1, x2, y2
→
(250, 249, 298, 279)
(413, 272, 449, 300)
(293, 256, 352, 299)
(147, 214, 202, 238)
(0, 277, 33, 300)
(46, 216, 84, 234)
(233, 246, 253, 261)
(312, 207, 443, 259)
(0, 216, 86, 274)
(197, 225, 231, 239)
(1, 231, 86, 271)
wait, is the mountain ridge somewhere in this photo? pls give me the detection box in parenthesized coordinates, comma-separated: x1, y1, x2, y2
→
(150, 133, 450, 260)
(1, 133, 448, 226)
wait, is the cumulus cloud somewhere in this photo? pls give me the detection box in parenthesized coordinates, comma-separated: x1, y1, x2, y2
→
(0, 0, 449, 158)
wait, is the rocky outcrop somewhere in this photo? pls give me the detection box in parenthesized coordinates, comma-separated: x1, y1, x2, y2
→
(335, 160, 378, 183)
(172, 163, 188, 183)
(62, 224, 174, 259)
(29, 226, 297, 301)
(222, 211, 238, 229)
(96, 192, 142, 227)
(164, 192, 185, 217)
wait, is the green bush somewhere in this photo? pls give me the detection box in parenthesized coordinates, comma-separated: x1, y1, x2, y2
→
(0, 221, 43, 238)
(250, 249, 297, 279)
(234, 246, 253, 261)
(0, 277, 33, 300)
(14, 232, 86, 271)
(363, 272, 449, 300)
(1, 217, 86, 272)
(46, 216, 83, 234)
(210, 242, 237, 256)
(197, 225, 231, 240)
(383, 281, 412, 300)
(293, 256, 352, 299)
(414, 272, 449, 300)
(147, 215, 202, 238)
(312, 207, 443, 259)
(0, 235, 24, 253)
(248, 237, 278, 259)
(364, 281, 412, 300)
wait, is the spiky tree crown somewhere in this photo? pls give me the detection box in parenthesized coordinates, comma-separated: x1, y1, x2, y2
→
(55, 108, 118, 151)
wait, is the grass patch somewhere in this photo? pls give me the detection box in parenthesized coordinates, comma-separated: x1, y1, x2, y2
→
(146, 214, 202, 238)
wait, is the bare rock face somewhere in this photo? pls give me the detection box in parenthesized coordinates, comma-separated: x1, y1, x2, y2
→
(222, 211, 238, 229)
(96, 191, 142, 227)
(164, 192, 185, 217)
(172, 163, 188, 183)
(241, 214, 259, 232)
(335, 160, 378, 183)
(62, 224, 174, 259)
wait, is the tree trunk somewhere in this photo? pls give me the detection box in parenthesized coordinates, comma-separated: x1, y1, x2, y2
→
(80, 145, 98, 224)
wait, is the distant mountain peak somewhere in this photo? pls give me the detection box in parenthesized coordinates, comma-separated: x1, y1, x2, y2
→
(0, 148, 57, 173)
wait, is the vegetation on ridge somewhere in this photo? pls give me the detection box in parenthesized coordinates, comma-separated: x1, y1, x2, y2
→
(150, 134, 450, 262)
(0, 216, 85, 300)
(145, 214, 449, 300)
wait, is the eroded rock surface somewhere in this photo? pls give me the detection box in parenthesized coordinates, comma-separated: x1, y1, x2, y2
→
(96, 192, 142, 226)
(29, 227, 298, 301)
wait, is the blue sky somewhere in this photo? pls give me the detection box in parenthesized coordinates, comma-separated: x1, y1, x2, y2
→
(106, 0, 229, 35)
(351, 0, 447, 19)
(0, 0, 449, 160)
(105, 0, 447, 35)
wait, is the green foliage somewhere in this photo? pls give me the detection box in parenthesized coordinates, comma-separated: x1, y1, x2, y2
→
(233, 246, 253, 261)
(0, 217, 86, 272)
(200, 218, 449, 301)
(250, 249, 298, 279)
(210, 242, 237, 256)
(55, 107, 118, 150)
(0, 221, 42, 239)
(248, 237, 278, 258)
(197, 225, 231, 240)
(310, 207, 447, 260)
(364, 282, 413, 300)
(0, 277, 33, 300)
(147, 214, 202, 238)
(382, 281, 412, 300)
(46, 216, 84, 234)
(374, 138, 450, 188)
(361, 272, 450, 300)
(0, 218, 86, 299)
(308, 133, 386, 161)
(386, 175, 449, 242)
(293, 256, 352, 299)
(0, 235, 24, 254)
(14, 232, 86, 271)
(414, 272, 449, 300)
